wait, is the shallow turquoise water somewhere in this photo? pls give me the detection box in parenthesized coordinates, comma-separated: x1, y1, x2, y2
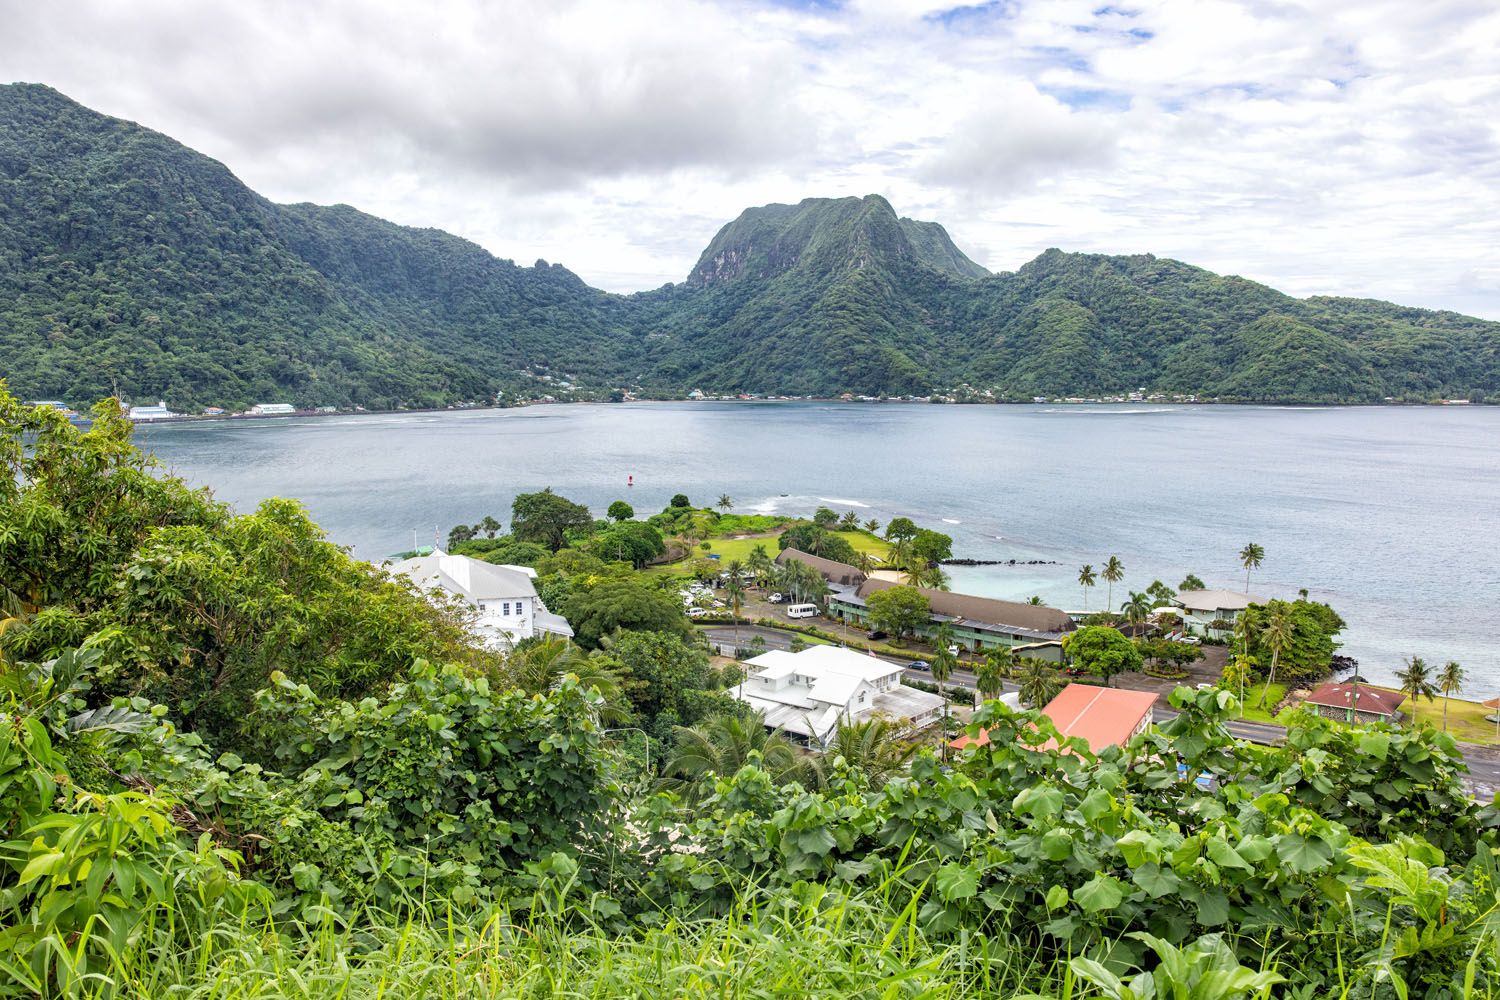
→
(136, 402, 1500, 690)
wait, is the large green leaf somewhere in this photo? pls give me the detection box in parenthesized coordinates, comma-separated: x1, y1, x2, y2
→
(1074, 873, 1126, 914)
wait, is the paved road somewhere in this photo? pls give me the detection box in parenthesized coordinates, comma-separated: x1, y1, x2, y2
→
(702, 623, 1500, 798)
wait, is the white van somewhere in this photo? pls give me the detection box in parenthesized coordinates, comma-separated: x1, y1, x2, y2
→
(785, 603, 819, 619)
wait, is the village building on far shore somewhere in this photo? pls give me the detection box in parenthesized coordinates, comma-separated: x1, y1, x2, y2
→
(731, 645, 943, 747)
(1302, 682, 1405, 725)
(386, 549, 573, 648)
(951, 683, 1157, 753)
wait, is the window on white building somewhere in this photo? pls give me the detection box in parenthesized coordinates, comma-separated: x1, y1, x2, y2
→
(502, 602, 511, 616)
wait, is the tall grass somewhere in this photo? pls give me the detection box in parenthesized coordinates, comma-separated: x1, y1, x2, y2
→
(65, 883, 1060, 999)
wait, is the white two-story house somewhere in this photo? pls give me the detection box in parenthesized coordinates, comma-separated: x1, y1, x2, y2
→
(731, 645, 944, 747)
(387, 549, 573, 649)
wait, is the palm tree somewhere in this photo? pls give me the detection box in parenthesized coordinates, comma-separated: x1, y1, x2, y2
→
(913, 564, 949, 591)
(660, 713, 807, 800)
(863, 518, 881, 535)
(1395, 656, 1438, 722)
(1121, 591, 1153, 632)
(823, 717, 920, 786)
(854, 551, 877, 575)
(1016, 657, 1061, 709)
(886, 536, 913, 575)
(502, 637, 633, 723)
(839, 510, 859, 531)
(747, 544, 775, 586)
(930, 622, 958, 754)
(975, 646, 1010, 706)
(1102, 556, 1124, 611)
(1255, 602, 1294, 708)
(1438, 661, 1466, 732)
(717, 494, 734, 513)
(1239, 542, 1265, 592)
(724, 575, 747, 649)
(1078, 564, 1096, 612)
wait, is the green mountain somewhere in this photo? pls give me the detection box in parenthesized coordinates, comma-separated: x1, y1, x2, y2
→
(2, 82, 1496, 409)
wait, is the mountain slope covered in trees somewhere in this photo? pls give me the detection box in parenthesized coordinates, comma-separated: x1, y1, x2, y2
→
(2, 82, 1496, 408)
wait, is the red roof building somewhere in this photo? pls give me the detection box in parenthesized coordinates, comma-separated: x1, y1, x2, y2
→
(1303, 682, 1405, 724)
(951, 684, 1158, 753)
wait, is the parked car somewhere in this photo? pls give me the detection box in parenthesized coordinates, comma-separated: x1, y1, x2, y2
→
(908, 659, 931, 672)
(866, 629, 888, 640)
(768, 593, 785, 603)
(686, 608, 709, 618)
(947, 644, 960, 656)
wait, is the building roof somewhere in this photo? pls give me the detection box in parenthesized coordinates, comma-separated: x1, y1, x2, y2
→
(744, 645, 897, 685)
(854, 579, 1074, 637)
(1304, 682, 1405, 717)
(776, 548, 867, 587)
(1042, 684, 1159, 751)
(1174, 589, 1265, 613)
(954, 684, 1157, 752)
(734, 645, 939, 743)
(387, 551, 537, 602)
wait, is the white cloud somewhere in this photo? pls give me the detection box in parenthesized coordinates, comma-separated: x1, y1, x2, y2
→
(1, 0, 1497, 315)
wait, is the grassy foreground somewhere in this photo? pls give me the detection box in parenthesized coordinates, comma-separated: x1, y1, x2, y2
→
(53, 888, 1065, 999)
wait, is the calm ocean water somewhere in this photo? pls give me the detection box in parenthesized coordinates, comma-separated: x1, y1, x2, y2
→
(136, 402, 1500, 691)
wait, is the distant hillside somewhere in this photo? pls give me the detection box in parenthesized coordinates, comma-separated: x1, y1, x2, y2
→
(1, 83, 1496, 408)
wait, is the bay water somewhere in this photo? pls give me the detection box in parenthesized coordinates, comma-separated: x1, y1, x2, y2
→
(136, 402, 1500, 691)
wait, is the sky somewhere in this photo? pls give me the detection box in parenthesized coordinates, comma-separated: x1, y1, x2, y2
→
(3, 0, 1499, 317)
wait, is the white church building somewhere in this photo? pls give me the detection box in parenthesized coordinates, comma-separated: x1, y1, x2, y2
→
(731, 645, 944, 747)
(387, 550, 573, 648)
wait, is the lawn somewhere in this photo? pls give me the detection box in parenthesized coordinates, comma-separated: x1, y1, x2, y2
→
(1232, 682, 1290, 724)
(645, 529, 892, 577)
(1399, 691, 1500, 744)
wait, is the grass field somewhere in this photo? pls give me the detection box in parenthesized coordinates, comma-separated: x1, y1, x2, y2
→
(1398, 690, 1499, 743)
(1233, 682, 1290, 723)
(647, 530, 892, 578)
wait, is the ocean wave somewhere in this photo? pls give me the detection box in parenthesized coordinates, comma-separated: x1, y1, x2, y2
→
(817, 496, 870, 508)
(941, 518, 961, 524)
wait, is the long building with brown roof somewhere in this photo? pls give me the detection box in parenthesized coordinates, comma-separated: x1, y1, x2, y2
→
(828, 576, 1075, 652)
(775, 547, 867, 588)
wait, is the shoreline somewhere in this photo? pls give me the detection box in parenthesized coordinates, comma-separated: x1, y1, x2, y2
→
(118, 394, 1492, 429)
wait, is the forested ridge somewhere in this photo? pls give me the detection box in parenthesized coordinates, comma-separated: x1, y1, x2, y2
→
(2, 82, 1497, 409)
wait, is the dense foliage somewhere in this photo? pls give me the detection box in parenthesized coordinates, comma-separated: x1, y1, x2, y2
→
(6, 392, 1500, 998)
(5, 84, 1498, 408)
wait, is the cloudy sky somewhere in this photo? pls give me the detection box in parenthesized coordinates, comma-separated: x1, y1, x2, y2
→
(4, 0, 1499, 316)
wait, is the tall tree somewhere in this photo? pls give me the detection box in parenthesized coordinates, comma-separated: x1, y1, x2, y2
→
(661, 713, 806, 800)
(1121, 590, 1153, 631)
(1239, 542, 1265, 592)
(976, 646, 1011, 706)
(839, 510, 859, 531)
(511, 488, 593, 551)
(1077, 564, 1096, 611)
(607, 500, 634, 522)
(930, 622, 958, 756)
(1016, 657, 1061, 709)
(717, 494, 734, 513)
(1395, 655, 1438, 722)
(1438, 660, 1466, 732)
(1255, 601, 1294, 708)
(822, 717, 920, 787)
(863, 518, 881, 535)
(1102, 555, 1124, 611)
(724, 574, 746, 650)
(747, 544, 775, 586)
(1179, 573, 1206, 591)
(1064, 625, 1143, 688)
